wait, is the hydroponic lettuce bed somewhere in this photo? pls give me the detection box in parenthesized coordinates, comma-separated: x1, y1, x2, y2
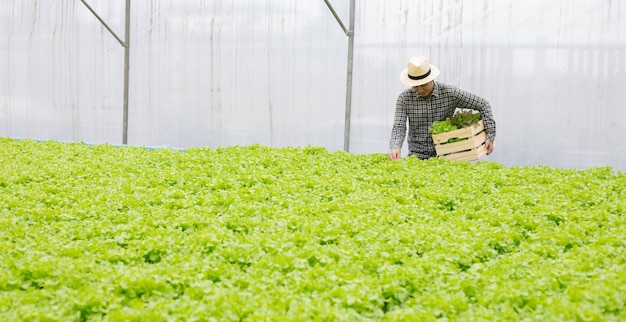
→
(0, 138, 625, 321)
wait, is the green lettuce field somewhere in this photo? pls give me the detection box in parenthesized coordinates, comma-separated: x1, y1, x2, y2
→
(1, 138, 625, 321)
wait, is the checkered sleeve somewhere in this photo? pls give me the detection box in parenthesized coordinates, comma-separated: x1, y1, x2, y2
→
(389, 93, 408, 151)
(453, 87, 497, 142)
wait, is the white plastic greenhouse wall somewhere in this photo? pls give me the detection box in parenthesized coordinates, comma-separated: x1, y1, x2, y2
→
(2, 0, 625, 171)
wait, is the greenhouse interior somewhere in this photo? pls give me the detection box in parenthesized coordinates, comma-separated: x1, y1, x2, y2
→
(1, 0, 626, 320)
(2, 0, 625, 170)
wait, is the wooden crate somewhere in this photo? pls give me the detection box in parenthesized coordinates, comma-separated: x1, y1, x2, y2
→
(431, 120, 486, 161)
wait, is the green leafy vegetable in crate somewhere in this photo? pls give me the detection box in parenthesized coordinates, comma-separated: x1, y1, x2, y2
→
(429, 119, 458, 135)
(449, 110, 482, 128)
(430, 111, 482, 143)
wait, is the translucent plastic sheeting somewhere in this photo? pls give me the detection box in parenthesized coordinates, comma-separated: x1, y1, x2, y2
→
(2, 0, 625, 171)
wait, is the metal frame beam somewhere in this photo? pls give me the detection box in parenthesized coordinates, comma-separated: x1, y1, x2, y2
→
(324, 0, 355, 152)
(79, 0, 131, 145)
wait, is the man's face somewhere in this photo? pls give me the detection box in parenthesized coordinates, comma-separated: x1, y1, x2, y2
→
(412, 81, 434, 98)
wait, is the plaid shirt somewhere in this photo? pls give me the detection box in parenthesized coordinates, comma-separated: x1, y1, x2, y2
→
(390, 82, 496, 159)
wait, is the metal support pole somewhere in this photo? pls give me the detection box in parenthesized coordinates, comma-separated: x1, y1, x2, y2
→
(344, 0, 355, 152)
(79, 0, 130, 145)
(323, 0, 356, 152)
(122, 0, 130, 144)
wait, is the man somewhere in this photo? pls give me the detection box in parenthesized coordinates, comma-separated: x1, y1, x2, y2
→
(389, 55, 496, 160)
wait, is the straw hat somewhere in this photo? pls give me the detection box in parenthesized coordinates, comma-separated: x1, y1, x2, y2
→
(400, 55, 440, 86)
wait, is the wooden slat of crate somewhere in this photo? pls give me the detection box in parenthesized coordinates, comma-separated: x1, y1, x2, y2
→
(445, 144, 487, 161)
(435, 131, 486, 155)
(431, 120, 484, 145)
(431, 120, 486, 161)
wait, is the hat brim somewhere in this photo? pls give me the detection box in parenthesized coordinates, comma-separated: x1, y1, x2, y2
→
(400, 65, 440, 86)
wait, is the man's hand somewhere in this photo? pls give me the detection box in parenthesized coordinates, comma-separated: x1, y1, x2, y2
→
(389, 149, 401, 160)
(485, 140, 494, 155)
